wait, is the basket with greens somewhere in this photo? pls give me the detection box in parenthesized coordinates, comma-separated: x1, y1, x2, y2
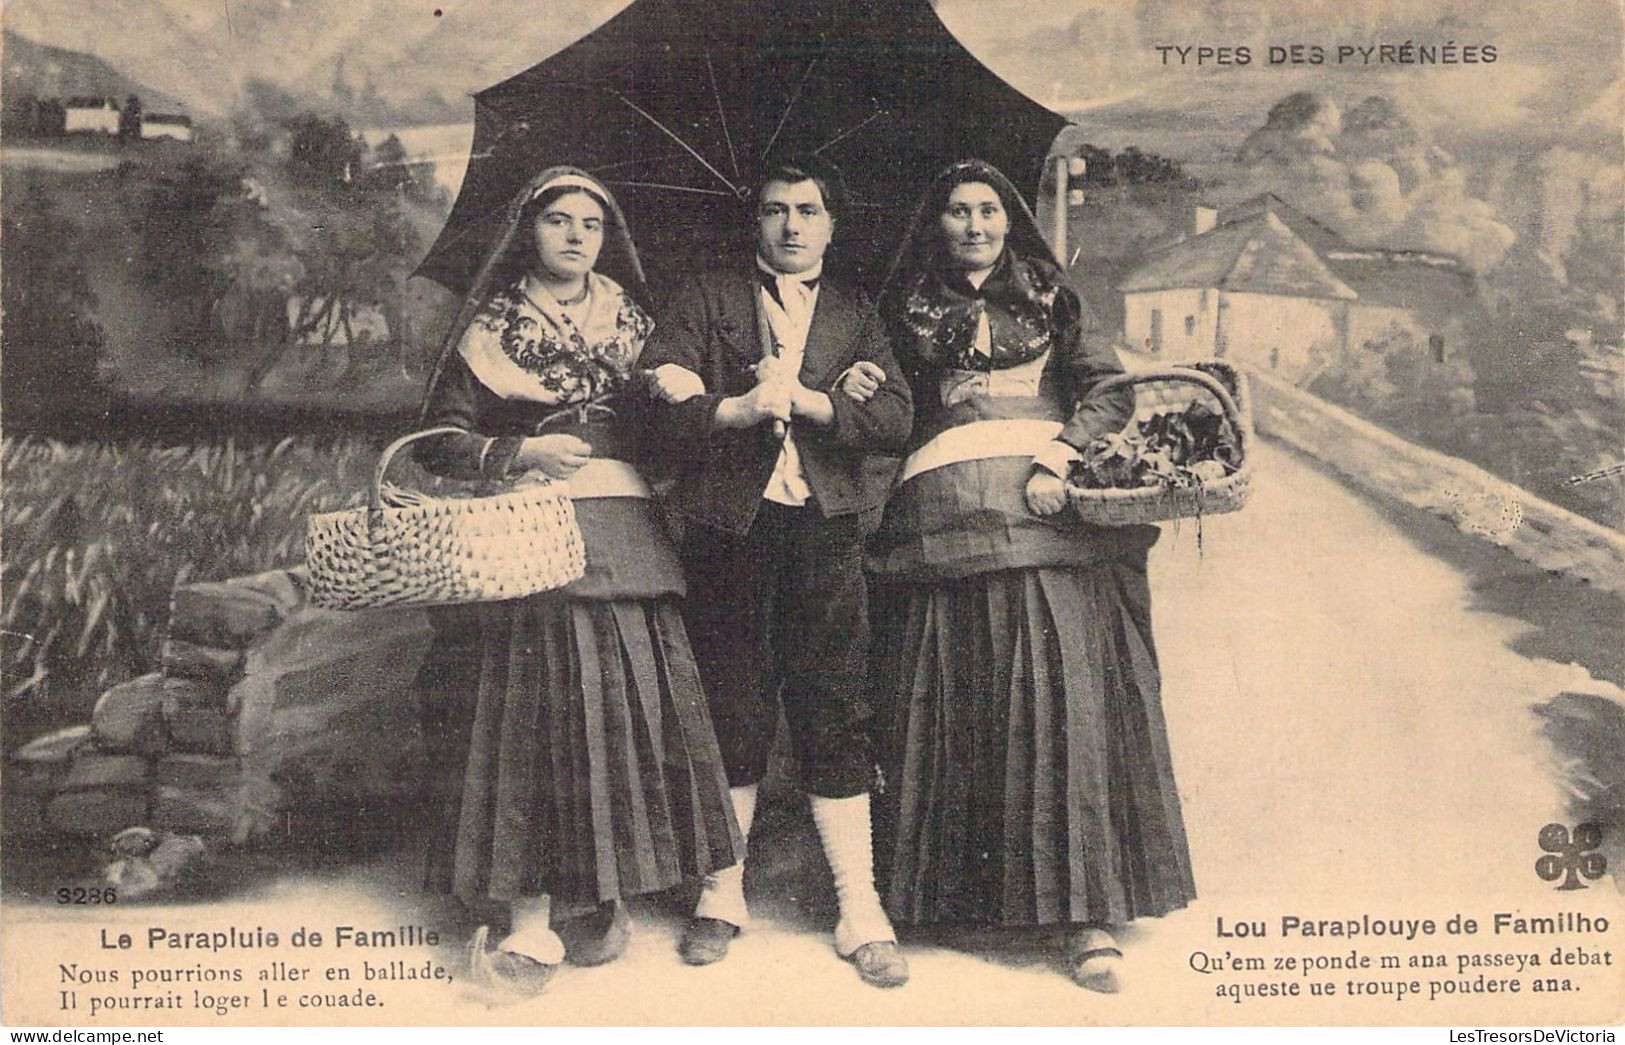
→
(1065, 361, 1252, 526)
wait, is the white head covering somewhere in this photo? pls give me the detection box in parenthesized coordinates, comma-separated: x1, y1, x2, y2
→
(529, 173, 610, 202)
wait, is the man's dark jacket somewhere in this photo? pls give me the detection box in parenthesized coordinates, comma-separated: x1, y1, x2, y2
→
(638, 269, 913, 535)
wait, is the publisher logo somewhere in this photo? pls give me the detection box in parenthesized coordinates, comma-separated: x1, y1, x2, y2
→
(1536, 822, 1605, 890)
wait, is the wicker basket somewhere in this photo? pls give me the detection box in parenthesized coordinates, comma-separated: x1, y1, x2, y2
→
(305, 426, 586, 610)
(1065, 361, 1253, 526)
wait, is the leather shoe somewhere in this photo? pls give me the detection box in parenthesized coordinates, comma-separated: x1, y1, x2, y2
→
(466, 926, 557, 998)
(847, 940, 909, 989)
(678, 916, 740, 965)
(1064, 928, 1123, 993)
(556, 900, 631, 967)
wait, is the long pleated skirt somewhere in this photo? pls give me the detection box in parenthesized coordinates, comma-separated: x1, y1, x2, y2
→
(871, 562, 1196, 928)
(422, 593, 741, 907)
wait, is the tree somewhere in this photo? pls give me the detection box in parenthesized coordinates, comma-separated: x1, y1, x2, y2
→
(133, 105, 444, 397)
(1070, 143, 1198, 189)
(2, 91, 40, 137)
(286, 112, 364, 187)
(364, 135, 419, 196)
(1, 181, 108, 425)
(119, 94, 143, 143)
(37, 98, 66, 136)
(361, 135, 446, 210)
(268, 174, 425, 383)
(141, 155, 264, 361)
(232, 79, 305, 155)
(1115, 146, 1197, 188)
(1073, 143, 1117, 186)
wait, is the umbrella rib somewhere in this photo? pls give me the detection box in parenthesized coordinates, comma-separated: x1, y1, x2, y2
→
(420, 102, 555, 268)
(588, 151, 699, 175)
(706, 52, 742, 182)
(602, 180, 735, 198)
(764, 58, 818, 159)
(605, 89, 740, 196)
(813, 108, 888, 156)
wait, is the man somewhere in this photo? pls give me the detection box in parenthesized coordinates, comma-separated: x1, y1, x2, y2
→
(639, 157, 913, 989)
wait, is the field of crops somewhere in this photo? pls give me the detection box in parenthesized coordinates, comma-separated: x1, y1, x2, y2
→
(1, 434, 383, 746)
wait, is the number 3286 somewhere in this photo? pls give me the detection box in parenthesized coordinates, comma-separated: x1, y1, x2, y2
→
(56, 887, 117, 904)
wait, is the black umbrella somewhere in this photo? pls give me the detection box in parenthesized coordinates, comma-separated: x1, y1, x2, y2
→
(416, 0, 1067, 298)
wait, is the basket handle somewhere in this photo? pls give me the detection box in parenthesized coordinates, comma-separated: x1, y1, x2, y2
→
(1089, 366, 1247, 455)
(369, 426, 469, 513)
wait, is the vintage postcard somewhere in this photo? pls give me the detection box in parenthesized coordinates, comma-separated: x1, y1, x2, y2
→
(1, 0, 1621, 1030)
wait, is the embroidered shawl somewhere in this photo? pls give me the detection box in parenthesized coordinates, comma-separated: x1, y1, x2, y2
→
(459, 272, 652, 405)
(418, 166, 651, 419)
(881, 159, 1067, 373)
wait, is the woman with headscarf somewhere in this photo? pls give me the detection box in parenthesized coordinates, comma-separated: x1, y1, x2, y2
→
(853, 159, 1195, 992)
(413, 167, 740, 996)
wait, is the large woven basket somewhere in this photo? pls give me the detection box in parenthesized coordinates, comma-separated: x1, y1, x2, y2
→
(305, 426, 586, 610)
(1065, 361, 1253, 527)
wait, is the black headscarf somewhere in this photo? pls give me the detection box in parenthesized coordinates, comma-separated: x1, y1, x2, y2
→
(881, 159, 1071, 373)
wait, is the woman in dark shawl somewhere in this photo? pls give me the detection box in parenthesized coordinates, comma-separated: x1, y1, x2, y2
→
(413, 167, 740, 996)
(856, 159, 1195, 991)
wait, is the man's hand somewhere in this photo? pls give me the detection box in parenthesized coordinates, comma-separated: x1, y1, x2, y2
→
(789, 383, 834, 426)
(752, 356, 834, 426)
(753, 355, 793, 387)
(717, 380, 792, 429)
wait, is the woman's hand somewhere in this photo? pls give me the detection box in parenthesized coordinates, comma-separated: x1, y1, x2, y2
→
(648, 364, 706, 404)
(517, 433, 593, 479)
(1025, 470, 1068, 516)
(835, 361, 886, 403)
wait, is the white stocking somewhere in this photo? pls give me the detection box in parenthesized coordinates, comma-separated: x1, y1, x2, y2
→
(500, 895, 565, 965)
(809, 792, 896, 956)
(693, 784, 758, 929)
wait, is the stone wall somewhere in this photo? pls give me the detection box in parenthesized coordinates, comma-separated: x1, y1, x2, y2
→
(1244, 367, 1625, 596)
(8, 568, 434, 844)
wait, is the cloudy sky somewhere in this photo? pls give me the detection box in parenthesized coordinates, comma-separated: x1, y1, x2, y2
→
(8, 0, 1619, 149)
(937, 0, 1622, 275)
(940, 0, 1621, 152)
(7, 0, 1619, 277)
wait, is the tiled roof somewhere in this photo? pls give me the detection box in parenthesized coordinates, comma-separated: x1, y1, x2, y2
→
(1217, 193, 1348, 253)
(1120, 212, 1357, 300)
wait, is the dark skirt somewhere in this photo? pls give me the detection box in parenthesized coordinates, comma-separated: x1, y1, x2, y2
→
(871, 561, 1196, 928)
(421, 497, 741, 907)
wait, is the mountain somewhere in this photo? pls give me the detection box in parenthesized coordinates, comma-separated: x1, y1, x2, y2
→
(2, 29, 181, 112)
(1, 0, 631, 122)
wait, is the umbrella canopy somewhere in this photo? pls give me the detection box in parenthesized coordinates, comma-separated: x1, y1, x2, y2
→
(416, 0, 1067, 298)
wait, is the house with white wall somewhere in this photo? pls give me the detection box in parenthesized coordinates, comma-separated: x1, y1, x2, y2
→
(62, 96, 120, 135)
(1119, 194, 1474, 382)
(140, 112, 192, 142)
